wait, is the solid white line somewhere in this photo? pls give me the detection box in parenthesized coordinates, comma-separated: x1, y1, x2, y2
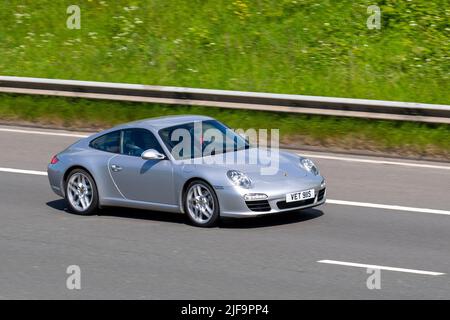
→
(317, 260, 445, 276)
(0, 166, 449, 216)
(326, 199, 450, 216)
(0, 167, 48, 176)
(0, 127, 449, 170)
(299, 153, 450, 170)
(0, 127, 88, 138)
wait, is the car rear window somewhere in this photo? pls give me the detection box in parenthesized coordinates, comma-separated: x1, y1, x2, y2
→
(89, 130, 121, 153)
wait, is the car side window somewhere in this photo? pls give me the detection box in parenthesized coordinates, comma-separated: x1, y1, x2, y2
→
(89, 131, 121, 153)
(121, 128, 165, 157)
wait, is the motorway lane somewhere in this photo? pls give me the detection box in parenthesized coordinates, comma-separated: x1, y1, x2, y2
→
(1, 125, 450, 210)
(0, 126, 87, 171)
(0, 125, 449, 299)
(0, 173, 449, 299)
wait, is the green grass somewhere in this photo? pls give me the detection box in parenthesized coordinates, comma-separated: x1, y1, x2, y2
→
(0, 0, 448, 104)
(0, 1, 449, 159)
(1, 93, 449, 159)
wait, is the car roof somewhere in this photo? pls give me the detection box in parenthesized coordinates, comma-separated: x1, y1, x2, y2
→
(83, 115, 216, 143)
(116, 115, 215, 130)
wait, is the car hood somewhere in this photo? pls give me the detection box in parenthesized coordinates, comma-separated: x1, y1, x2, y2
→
(180, 148, 313, 185)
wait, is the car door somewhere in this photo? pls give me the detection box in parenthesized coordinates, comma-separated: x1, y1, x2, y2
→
(88, 130, 125, 200)
(108, 128, 175, 205)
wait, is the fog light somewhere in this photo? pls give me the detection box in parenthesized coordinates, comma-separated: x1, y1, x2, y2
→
(320, 180, 326, 188)
(244, 193, 268, 201)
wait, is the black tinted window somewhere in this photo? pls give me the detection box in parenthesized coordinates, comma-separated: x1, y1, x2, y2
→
(90, 131, 121, 153)
(122, 129, 164, 157)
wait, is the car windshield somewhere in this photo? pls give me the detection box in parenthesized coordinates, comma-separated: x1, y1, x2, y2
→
(158, 120, 250, 160)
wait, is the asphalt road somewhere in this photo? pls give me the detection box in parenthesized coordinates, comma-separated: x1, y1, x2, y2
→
(0, 125, 449, 299)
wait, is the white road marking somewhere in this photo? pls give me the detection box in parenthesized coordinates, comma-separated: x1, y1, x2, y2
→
(0, 166, 449, 216)
(326, 199, 450, 216)
(0, 167, 48, 176)
(299, 153, 450, 170)
(0, 127, 89, 138)
(0, 127, 449, 170)
(317, 260, 445, 276)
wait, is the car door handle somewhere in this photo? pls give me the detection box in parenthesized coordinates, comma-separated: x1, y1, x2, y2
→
(111, 164, 123, 172)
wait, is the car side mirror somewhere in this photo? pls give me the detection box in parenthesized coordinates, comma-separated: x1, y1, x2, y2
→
(141, 149, 165, 160)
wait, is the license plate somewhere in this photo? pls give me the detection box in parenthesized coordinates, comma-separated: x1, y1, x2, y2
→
(286, 189, 315, 203)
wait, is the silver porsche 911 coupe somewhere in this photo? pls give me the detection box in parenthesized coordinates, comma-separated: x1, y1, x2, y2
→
(48, 115, 326, 227)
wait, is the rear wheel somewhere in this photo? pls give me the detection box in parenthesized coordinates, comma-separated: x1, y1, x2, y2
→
(184, 180, 220, 227)
(65, 169, 98, 215)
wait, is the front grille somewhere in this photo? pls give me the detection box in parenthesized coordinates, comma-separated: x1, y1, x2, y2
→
(277, 197, 315, 210)
(245, 200, 271, 212)
(318, 188, 326, 201)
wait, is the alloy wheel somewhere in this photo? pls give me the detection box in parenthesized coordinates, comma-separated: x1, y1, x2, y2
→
(67, 172, 93, 212)
(186, 183, 215, 224)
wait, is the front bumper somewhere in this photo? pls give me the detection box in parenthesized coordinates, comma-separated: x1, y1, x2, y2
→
(216, 182, 326, 218)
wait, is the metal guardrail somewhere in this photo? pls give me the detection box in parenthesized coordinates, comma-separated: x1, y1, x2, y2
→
(0, 76, 449, 124)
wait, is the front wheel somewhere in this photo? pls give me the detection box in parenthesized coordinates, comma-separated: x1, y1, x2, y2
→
(65, 169, 99, 215)
(184, 180, 220, 227)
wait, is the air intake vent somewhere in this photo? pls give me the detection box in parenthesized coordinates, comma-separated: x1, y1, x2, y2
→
(245, 200, 271, 212)
(318, 188, 326, 201)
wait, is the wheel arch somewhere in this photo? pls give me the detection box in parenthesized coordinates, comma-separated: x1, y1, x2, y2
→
(179, 177, 219, 214)
(63, 165, 97, 197)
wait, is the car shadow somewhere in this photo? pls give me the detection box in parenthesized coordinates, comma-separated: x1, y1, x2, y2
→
(46, 199, 186, 225)
(218, 208, 324, 229)
(46, 199, 324, 228)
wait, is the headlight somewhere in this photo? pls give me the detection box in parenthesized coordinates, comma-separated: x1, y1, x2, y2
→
(300, 158, 319, 175)
(227, 170, 252, 189)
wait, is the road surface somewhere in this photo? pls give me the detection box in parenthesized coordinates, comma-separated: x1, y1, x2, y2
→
(0, 125, 449, 299)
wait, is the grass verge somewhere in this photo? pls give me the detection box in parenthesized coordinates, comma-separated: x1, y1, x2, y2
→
(1, 1, 449, 104)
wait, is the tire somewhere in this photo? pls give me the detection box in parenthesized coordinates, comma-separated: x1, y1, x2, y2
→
(65, 168, 99, 215)
(183, 180, 220, 227)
